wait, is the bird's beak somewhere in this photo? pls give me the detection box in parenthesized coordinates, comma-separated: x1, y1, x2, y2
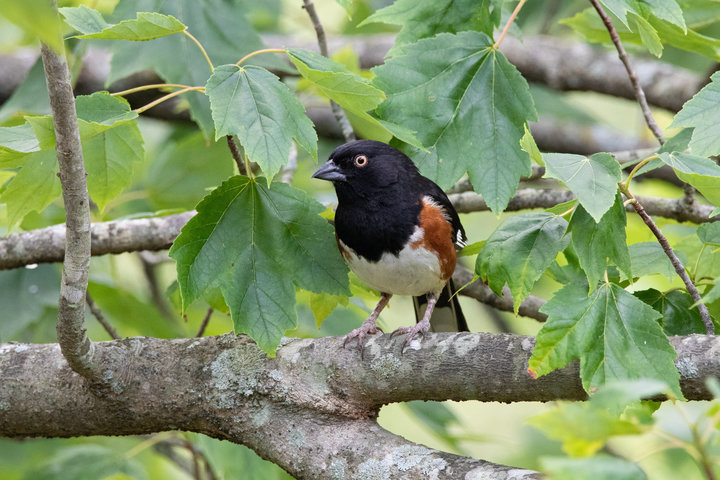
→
(312, 160, 346, 182)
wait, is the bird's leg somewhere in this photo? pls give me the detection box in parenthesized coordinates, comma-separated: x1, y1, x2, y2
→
(391, 291, 438, 351)
(344, 293, 392, 358)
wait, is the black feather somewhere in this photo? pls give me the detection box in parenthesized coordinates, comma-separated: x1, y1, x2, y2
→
(319, 140, 468, 332)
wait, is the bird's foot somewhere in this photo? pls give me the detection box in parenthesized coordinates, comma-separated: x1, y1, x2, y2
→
(390, 320, 431, 352)
(344, 319, 384, 359)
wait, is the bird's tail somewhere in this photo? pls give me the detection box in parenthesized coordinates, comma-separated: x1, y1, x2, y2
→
(413, 278, 468, 332)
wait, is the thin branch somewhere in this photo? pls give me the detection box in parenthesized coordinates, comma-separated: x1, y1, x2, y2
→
(139, 251, 176, 321)
(0, 211, 195, 271)
(454, 266, 547, 322)
(195, 308, 213, 337)
(589, 0, 665, 145)
(86, 292, 120, 340)
(620, 185, 714, 334)
(40, 2, 95, 379)
(226, 135, 247, 175)
(1, 190, 717, 272)
(301, 0, 356, 142)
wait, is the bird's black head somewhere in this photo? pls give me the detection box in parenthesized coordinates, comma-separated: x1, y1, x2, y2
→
(312, 140, 419, 198)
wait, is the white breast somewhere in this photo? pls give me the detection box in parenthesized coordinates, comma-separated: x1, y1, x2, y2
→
(339, 227, 446, 296)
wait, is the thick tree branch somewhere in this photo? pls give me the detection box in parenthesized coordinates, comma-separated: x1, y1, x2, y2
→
(40, 7, 94, 379)
(1, 333, 717, 425)
(0, 334, 564, 479)
(2, 334, 719, 476)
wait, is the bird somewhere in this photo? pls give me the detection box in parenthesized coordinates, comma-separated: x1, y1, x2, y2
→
(312, 140, 468, 355)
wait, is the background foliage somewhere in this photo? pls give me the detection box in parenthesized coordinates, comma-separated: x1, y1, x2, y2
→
(1, 0, 720, 478)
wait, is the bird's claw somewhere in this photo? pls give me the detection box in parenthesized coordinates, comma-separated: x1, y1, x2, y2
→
(391, 323, 431, 353)
(343, 322, 383, 359)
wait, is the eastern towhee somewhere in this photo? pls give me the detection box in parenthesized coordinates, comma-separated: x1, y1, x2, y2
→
(312, 140, 468, 354)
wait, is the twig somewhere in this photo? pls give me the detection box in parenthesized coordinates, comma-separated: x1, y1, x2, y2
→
(619, 184, 714, 334)
(281, 143, 298, 184)
(226, 135, 247, 175)
(139, 252, 176, 321)
(153, 436, 218, 480)
(86, 292, 120, 340)
(589, 0, 665, 145)
(195, 308, 213, 337)
(40, 2, 95, 379)
(493, 0, 528, 49)
(301, 0, 355, 142)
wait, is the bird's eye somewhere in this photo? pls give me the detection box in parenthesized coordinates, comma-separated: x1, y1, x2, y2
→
(354, 155, 368, 167)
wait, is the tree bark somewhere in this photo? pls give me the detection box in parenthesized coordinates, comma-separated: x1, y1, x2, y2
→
(0, 333, 554, 479)
(2, 333, 718, 477)
(40, 16, 94, 379)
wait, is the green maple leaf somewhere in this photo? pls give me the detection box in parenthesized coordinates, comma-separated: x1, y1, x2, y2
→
(287, 49, 421, 148)
(543, 152, 621, 222)
(634, 289, 706, 335)
(476, 212, 569, 313)
(0, 149, 61, 227)
(17, 93, 145, 214)
(77, 12, 185, 41)
(372, 31, 537, 212)
(288, 49, 385, 115)
(169, 176, 349, 355)
(671, 71, 720, 157)
(658, 151, 720, 206)
(624, 242, 675, 280)
(529, 283, 682, 398)
(0, 123, 39, 168)
(107, 0, 285, 137)
(360, 0, 502, 51)
(568, 193, 631, 291)
(205, 65, 317, 180)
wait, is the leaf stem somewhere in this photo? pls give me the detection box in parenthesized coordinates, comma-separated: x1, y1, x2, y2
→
(111, 83, 196, 97)
(135, 86, 205, 114)
(183, 30, 214, 71)
(619, 182, 714, 334)
(493, 0, 528, 49)
(235, 48, 286, 66)
(557, 205, 576, 218)
(692, 244, 707, 281)
(624, 155, 657, 188)
(588, 0, 665, 145)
